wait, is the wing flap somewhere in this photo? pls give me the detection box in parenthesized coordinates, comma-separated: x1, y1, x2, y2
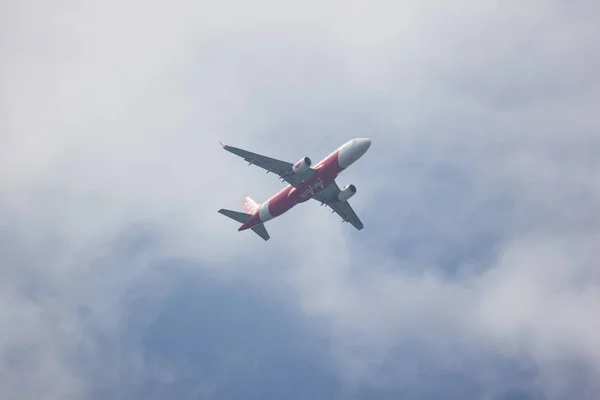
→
(328, 200, 364, 230)
(220, 141, 314, 187)
(313, 181, 364, 231)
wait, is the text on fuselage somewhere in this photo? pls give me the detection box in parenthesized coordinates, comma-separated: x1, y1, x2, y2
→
(299, 177, 325, 199)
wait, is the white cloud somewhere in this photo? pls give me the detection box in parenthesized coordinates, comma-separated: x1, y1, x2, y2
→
(1, 0, 599, 398)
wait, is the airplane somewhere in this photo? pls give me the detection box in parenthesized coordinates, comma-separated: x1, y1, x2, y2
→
(217, 138, 372, 241)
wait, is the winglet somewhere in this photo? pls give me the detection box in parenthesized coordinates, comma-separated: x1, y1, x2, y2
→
(219, 140, 226, 148)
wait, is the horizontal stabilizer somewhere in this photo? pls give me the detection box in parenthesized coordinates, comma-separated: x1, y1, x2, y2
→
(251, 223, 270, 241)
(218, 209, 252, 224)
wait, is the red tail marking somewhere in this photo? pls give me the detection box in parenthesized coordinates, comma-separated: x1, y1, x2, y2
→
(243, 197, 260, 214)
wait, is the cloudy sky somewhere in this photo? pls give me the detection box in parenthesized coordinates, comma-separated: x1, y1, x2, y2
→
(1, 0, 599, 399)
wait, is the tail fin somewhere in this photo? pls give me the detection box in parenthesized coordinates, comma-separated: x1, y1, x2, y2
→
(243, 197, 260, 214)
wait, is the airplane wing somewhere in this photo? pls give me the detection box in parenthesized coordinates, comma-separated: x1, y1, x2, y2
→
(313, 181, 364, 231)
(220, 141, 315, 187)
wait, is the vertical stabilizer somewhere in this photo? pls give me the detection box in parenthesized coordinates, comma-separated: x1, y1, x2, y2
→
(243, 197, 260, 214)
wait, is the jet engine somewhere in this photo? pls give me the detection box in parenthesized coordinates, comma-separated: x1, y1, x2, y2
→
(292, 157, 312, 174)
(338, 184, 357, 201)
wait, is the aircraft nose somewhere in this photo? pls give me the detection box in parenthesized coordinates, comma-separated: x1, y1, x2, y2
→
(359, 138, 371, 152)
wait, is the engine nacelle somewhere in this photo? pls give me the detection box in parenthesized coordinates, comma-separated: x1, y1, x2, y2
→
(338, 184, 357, 201)
(292, 157, 312, 174)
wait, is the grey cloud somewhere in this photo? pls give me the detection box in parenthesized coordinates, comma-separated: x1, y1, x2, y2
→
(1, 0, 599, 399)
